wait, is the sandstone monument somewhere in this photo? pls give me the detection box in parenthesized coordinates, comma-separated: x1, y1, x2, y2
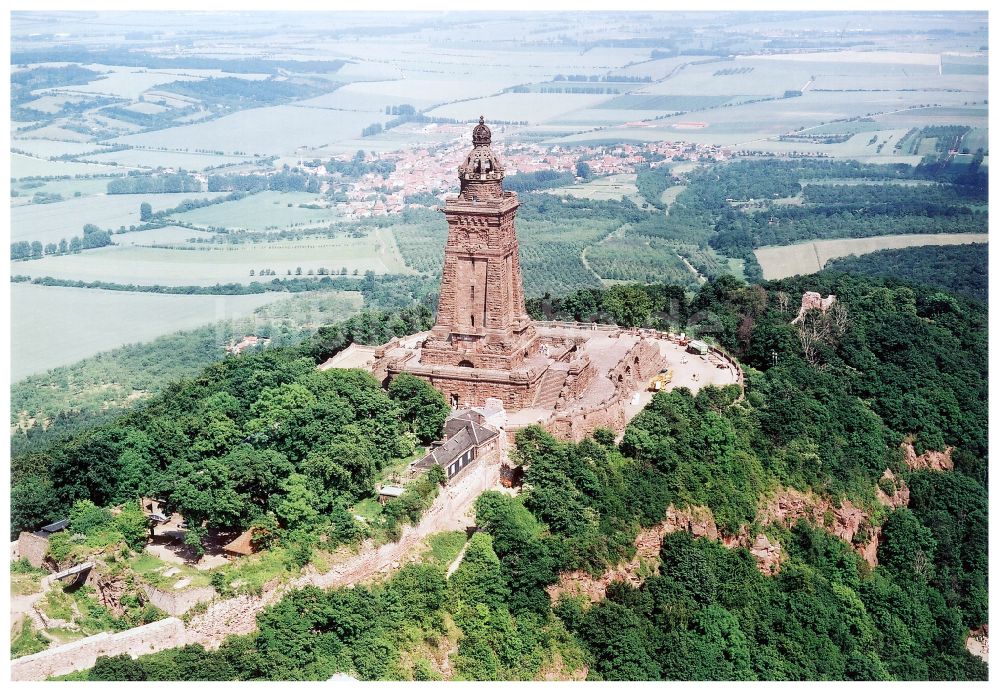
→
(377, 116, 546, 409)
(372, 117, 742, 439)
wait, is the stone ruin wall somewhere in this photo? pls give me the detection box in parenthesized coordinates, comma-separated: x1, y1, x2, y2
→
(556, 356, 597, 405)
(142, 583, 218, 617)
(12, 459, 504, 680)
(547, 338, 662, 441)
(13, 532, 50, 569)
(11, 617, 187, 681)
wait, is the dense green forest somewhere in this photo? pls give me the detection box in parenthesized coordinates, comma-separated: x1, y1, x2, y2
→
(158, 77, 334, 113)
(824, 243, 988, 303)
(11, 304, 440, 556)
(20, 269, 986, 681)
(106, 174, 202, 194)
(701, 159, 986, 264)
(10, 274, 437, 456)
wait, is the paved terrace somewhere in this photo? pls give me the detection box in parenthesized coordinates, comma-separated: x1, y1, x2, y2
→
(508, 322, 741, 429)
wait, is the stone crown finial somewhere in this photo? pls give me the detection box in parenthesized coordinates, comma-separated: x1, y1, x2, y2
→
(472, 115, 491, 146)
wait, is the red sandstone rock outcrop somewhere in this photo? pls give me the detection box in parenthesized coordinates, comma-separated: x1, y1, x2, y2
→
(792, 291, 836, 324)
(547, 474, 913, 603)
(876, 468, 910, 508)
(966, 625, 989, 664)
(902, 441, 954, 471)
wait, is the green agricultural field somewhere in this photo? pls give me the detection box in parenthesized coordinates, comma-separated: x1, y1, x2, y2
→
(171, 191, 340, 231)
(548, 109, 672, 126)
(299, 77, 510, 112)
(11, 138, 110, 158)
(115, 105, 391, 156)
(543, 173, 644, 206)
(11, 192, 215, 244)
(873, 106, 989, 129)
(10, 287, 365, 427)
(517, 217, 608, 297)
(10, 153, 123, 179)
(114, 225, 207, 246)
(638, 58, 807, 97)
(941, 53, 988, 75)
(45, 66, 207, 99)
(553, 88, 971, 154)
(426, 92, 610, 124)
(11, 177, 112, 200)
(392, 221, 446, 275)
(755, 233, 990, 280)
(85, 149, 255, 170)
(10, 283, 286, 379)
(962, 127, 989, 153)
(596, 94, 736, 111)
(585, 235, 700, 289)
(13, 235, 409, 286)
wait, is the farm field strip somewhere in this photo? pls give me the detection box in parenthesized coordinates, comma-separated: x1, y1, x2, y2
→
(11, 153, 124, 179)
(10, 284, 287, 380)
(11, 138, 113, 158)
(755, 233, 989, 280)
(12, 236, 409, 286)
(426, 92, 611, 124)
(542, 173, 643, 205)
(84, 149, 255, 170)
(171, 191, 340, 230)
(114, 105, 392, 156)
(11, 192, 219, 244)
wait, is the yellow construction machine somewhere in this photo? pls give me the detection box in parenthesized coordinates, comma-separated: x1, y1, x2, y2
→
(647, 368, 674, 392)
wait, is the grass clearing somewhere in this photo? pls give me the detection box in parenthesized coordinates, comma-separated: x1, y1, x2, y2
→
(421, 531, 468, 567)
(11, 560, 48, 596)
(11, 619, 51, 659)
(755, 233, 990, 280)
(352, 497, 383, 522)
(126, 552, 212, 591)
(543, 173, 643, 206)
(216, 546, 299, 595)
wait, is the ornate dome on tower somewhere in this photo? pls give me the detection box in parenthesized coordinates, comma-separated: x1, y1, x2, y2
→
(472, 115, 491, 146)
(458, 116, 505, 200)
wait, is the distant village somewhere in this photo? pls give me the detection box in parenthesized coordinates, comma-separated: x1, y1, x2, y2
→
(168, 123, 733, 221)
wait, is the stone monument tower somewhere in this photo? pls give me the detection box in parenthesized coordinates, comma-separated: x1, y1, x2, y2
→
(371, 117, 679, 421)
(419, 116, 539, 371)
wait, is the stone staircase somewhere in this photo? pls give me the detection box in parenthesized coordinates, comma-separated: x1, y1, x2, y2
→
(533, 368, 567, 409)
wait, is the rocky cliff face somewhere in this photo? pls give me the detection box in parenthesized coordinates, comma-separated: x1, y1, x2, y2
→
(547, 472, 912, 602)
(902, 441, 954, 471)
(966, 625, 989, 664)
